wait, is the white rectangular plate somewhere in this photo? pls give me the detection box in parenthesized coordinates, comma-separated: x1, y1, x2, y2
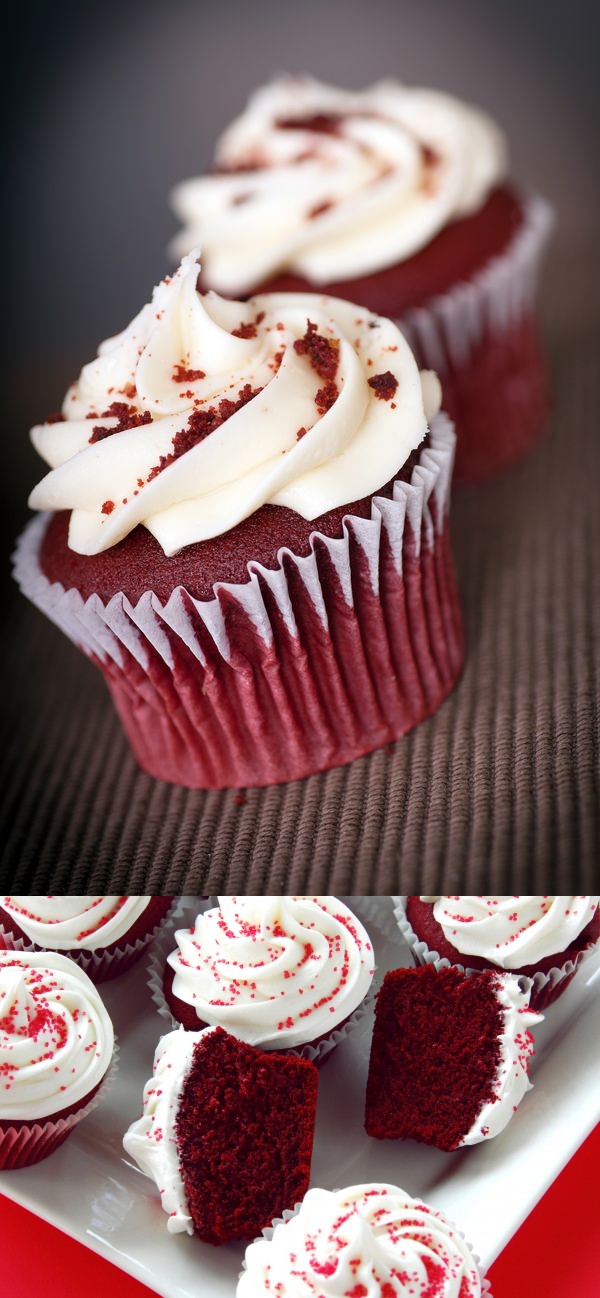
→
(1, 897, 599, 1298)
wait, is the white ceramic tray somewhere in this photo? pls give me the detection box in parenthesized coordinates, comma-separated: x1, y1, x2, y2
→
(1, 897, 599, 1297)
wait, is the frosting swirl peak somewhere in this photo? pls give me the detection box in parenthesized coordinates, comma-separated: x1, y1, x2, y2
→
(237, 1184, 482, 1297)
(172, 76, 506, 290)
(28, 252, 438, 556)
(167, 895, 374, 1047)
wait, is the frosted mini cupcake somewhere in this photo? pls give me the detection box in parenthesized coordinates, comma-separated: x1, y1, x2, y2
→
(395, 895, 600, 1010)
(238, 1183, 489, 1296)
(0, 950, 115, 1169)
(0, 896, 173, 982)
(172, 76, 553, 483)
(153, 895, 374, 1061)
(15, 251, 463, 788)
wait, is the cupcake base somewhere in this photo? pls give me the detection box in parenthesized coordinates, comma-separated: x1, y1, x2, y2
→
(0, 1045, 119, 1170)
(14, 415, 463, 789)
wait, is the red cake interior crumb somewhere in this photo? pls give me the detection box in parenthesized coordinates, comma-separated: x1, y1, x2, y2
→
(175, 1026, 318, 1244)
(365, 965, 505, 1151)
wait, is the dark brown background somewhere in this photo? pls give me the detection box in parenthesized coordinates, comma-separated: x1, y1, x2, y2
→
(1, 0, 599, 889)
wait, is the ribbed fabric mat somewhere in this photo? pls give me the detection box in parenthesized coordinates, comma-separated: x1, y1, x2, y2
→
(1, 342, 598, 891)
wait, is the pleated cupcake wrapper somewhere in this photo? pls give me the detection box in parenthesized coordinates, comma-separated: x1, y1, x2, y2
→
(399, 195, 554, 376)
(14, 413, 463, 789)
(148, 896, 376, 1064)
(240, 1198, 492, 1296)
(0, 1038, 120, 1171)
(399, 194, 554, 483)
(0, 901, 175, 984)
(392, 896, 597, 1010)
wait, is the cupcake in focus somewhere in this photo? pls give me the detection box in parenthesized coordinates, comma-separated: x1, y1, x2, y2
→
(152, 895, 374, 1062)
(0, 896, 173, 983)
(365, 964, 542, 1150)
(237, 1183, 489, 1297)
(0, 950, 116, 1169)
(395, 896, 600, 1009)
(15, 250, 463, 789)
(172, 76, 553, 484)
(123, 1025, 318, 1243)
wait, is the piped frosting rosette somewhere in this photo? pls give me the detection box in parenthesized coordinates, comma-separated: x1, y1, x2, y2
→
(237, 1184, 490, 1297)
(0, 896, 173, 983)
(0, 950, 117, 1169)
(393, 896, 600, 1010)
(171, 76, 506, 290)
(148, 895, 375, 1062)
(15, 253, 463, 788)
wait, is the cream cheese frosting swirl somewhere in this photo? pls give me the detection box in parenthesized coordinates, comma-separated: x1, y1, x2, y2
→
(167, 896, 374, 1047)
(0, 950, 114, 1120)
(237, 1184, 482, 1297)
(420, 896, 600, 968)
(29, 251, 438, 557)
(1, 896, 153, 951)
(124, 1026, 209, 1234)
(171, 76, 506, 291)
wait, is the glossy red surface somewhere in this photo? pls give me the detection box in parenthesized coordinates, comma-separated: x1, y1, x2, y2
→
(2, 1123, 598, 1297)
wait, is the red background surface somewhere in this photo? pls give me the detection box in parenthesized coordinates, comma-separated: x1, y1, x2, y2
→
(2, 1122, 598, 1298)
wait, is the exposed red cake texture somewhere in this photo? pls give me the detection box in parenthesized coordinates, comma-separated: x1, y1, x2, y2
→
(38, 446, 424, 603)
(175, 1026, 318, 1244)
(364, 964, 505, 1151)
(200, 185, 524, 316)
(405, 898, 600, 980)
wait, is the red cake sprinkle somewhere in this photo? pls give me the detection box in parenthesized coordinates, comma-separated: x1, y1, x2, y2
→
(308, 199, 334, 219)
(367, 371, 398, 401)
(147, 384, 262, 482)
(174, 1027, 318, 1245)
(101, 501, 115, 515)
(172, 362, 206, 383)
(296, 426, 308, 440)
(294, 319, 340, 380)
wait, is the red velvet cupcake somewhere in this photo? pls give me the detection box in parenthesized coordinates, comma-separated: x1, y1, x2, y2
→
(15, 251, 463, 789)
(123, 1025, 318, 1243)
(394, 895, 600, 1010)
(365, 964, 541, 1150)
(172, 76, 553, 483)
(0, 896, 173, 983)
(0, 950, 116, 1169)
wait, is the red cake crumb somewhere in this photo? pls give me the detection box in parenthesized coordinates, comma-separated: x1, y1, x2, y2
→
(293, 319, 340, 379)
(368, 371, 398, 401)
(172, 363, 206, 383)
(365, 965, 506, 1151)
(146, 384, 262, 482)
(89, 407, 152, 444)
(101, 501, 115, 515)
(315, 381, 338, 414)
(175, 1026, 318, 1245)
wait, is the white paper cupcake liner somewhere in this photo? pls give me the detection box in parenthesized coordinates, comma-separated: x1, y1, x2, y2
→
(392, 896, 597, 1009)
(0, 1037, 120, 1171)
(0, 900, 175, 983)
(399, 195, 554, 374)
(147, 897, 377, 1064)
(240, 1194, 492, 1295)
(13, 414, 463, 789)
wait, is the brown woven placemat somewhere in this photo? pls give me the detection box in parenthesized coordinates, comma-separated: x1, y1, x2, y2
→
(1, 341, 598, 891)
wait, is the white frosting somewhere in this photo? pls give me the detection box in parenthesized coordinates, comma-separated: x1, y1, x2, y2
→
(237, 1184, 482, 1297)
(1, 896, 153, 951)
(0, 950, 114, 1120)
(461, 973, 541, 1145)
(172, 76, 506, 291)
(167, 896, 374, 1047)
(28, 251, 438, 556)
(420, 896, 600, 969)
(123, 1027, 209, 1234)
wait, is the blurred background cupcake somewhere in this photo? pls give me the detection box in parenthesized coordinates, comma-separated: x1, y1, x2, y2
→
(171, 76, 553, 484)
(395, 895, 600, 1009)
(15, 254, 463, 788)
(0, 950, 116, 1169)
(0, 896, 173, 982)
(150, 895, 375, 1061)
